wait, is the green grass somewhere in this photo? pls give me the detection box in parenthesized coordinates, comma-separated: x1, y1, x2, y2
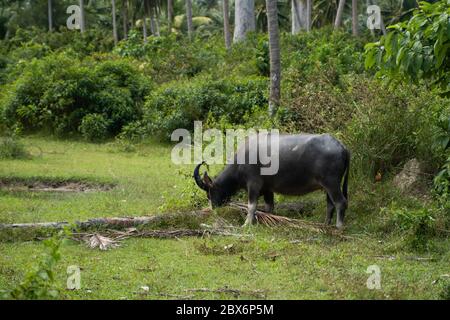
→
(0, 137, 449, 299)
(0, 136, 189, 223)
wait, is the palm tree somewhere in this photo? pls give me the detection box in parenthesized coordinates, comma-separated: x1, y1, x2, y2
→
(352, 0, 357, 35)
(334, 0, 345, 28)
(122, 0, 128, 39)
(186, 0, 193, 39)
(292, 0, 307, 34)
(306, 0, 312, 31)
(48, 0, 53, 32)
(112, 0, 119, 44)
(223, 0, 231, 49)
(167, 0, 173, 33)
(80, 0, 86, 32)
(266, 0, 280, 116)
(234, 0, 256, 42)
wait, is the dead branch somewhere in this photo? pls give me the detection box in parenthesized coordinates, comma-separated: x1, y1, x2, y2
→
(186, 286, 267, 299)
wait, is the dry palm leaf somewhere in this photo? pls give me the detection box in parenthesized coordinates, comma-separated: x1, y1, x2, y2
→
(86, 234, 119, 250)
(228, 202, 354, 239)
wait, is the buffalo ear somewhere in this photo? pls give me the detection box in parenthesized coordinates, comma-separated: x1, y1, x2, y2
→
(203, 172, 213, 187)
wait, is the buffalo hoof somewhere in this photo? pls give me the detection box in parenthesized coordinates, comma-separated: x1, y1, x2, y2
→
(242, 216, 257, 227)
(336, 222, 345, 230)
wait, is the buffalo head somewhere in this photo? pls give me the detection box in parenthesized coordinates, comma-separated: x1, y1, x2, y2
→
(193, 162, 231, 208)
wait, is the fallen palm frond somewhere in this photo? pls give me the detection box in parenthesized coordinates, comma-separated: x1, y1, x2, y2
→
(71, 226, 251, 250)
(228, 202, 354, 239)
(86, 234, 120, 250)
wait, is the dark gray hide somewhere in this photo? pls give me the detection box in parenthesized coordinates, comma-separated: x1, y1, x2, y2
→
(194, 133, 350, 228)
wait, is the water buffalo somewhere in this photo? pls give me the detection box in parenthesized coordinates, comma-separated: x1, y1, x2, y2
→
(193, 133, 350, 229)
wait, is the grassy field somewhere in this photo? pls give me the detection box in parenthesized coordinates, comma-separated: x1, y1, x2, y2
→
(0, 137, 449, 299)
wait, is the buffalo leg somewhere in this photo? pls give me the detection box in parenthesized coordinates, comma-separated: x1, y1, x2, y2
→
(324, 183, 347, 229)
(263, 191, 274, 213)
(244, 187, 260, 226)
(325, 193, 335, 225)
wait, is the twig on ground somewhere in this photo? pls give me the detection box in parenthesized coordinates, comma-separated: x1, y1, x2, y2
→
(186, 286, 267, 299)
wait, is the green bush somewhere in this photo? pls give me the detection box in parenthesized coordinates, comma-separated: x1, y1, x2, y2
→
(79, 114, 110, 142)
(1, 52, 151, 138)
(343, 83, 449, 176)
(142, 75, 268, 140)
(115, 32, 226, 83)
(6, 27, 114, 57)
(434, 155, 450, 204)
(2, 233, 64, 300)
(383, 204, 441, 252)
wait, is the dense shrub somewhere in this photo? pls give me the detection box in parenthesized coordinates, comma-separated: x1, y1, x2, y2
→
(0, 52, 151, 138)
(115, 32, 227, 83)
(282, 28, 366, 89)
(5, 27, 114, 57)
(79, 114, 110, 142)
(343, 82, 449, 176)
(141, 75, 268, 139)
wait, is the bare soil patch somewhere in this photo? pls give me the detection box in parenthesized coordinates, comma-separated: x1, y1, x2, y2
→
(0, 178, 115, 193)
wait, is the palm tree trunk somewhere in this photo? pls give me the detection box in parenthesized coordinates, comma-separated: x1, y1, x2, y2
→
(143, 9, 148, 42)
(223, 0, 231, 49)
(150, 6, 160, 37)
(334, 0, 346, 29)
(167, 0, 173, 33)
(380, 11, 387, 35)
(266, 0, 281, 116)
(306, 0, 312, 31)
(80, 0, 86, 32)
(291, 0, 307, 34)
(186, 0, 193, 40)
(352, 0, 358, 35)
(154, 12, 160, 36)
(233, 0, 255, 42)
(48, 0, 53, 32)
(112, 0, 118, 45)
(122, 0, 128, 39)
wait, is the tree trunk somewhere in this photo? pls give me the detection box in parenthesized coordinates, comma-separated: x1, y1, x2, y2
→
(151, 6, 160, 37)
(233, 0, 256, 42)
(155, 16, 160, 36)
(223, 0, 231, 49)
(80, 0, 86, 32)
(291, 0, 307, 34)
(48, 0, 53, 32)
(266, 0, 281, 116)
(306, 0, 312, 31)
(143, 13, 148, 42)
(112, 0, 118, 45)
(334, 0, 346, 29)
(380, 11, 387, 35)
(186, 0, 194, 40)
(167, 0, 173, 33)
(122, 0, 128, 39)
(352, 0, 358, 35)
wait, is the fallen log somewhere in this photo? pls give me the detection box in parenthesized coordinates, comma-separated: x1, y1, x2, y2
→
(0, 210, 212, 232)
